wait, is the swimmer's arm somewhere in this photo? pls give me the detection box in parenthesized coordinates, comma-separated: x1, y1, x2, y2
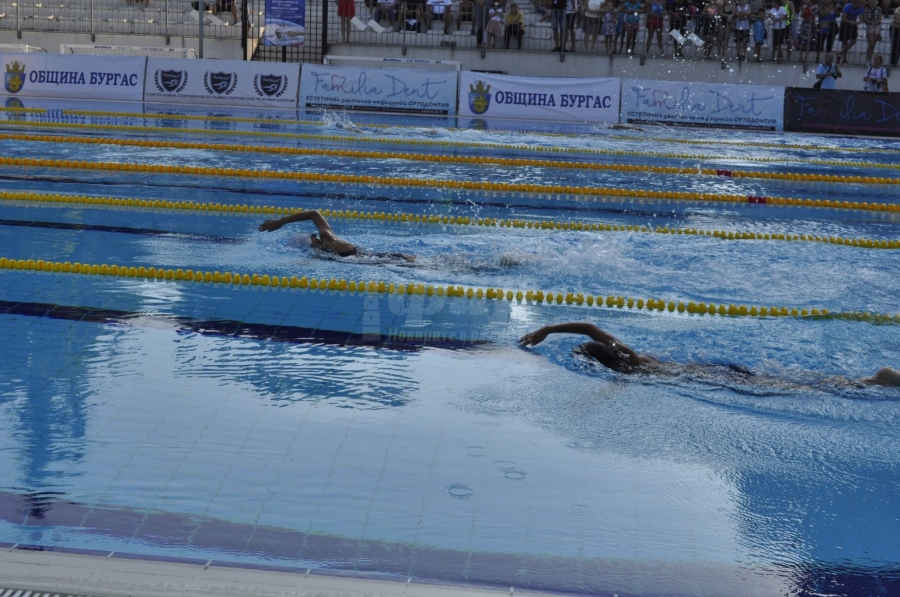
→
(519, 322, 638, 353)
(258, 210, 333, 234)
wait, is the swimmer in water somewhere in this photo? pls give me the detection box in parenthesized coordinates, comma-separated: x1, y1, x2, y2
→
(259, 210, 416, 262)
(518, 321, 900, 387)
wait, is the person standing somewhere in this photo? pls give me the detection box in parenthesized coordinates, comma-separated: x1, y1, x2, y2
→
(815, 51, 843, 88)
(473, 0, 489, 47)
(337, 0, 356, 41)
(864, 54, 890, 90)
(621, 0, 642, 53)
(550, 0, 568, 50)
(892, 4, 900, 66)
(751, 7, 767, 60)
(816, 0, 838, 62)
(769, 0, 788, 62)
(645, 0, 666, 54)
(583, 0, 604, 51)
(486, 0, 504, 47)
(839, 0, 865, 63)
(863, 0, 883, 63)
(733, 0, 750, 60)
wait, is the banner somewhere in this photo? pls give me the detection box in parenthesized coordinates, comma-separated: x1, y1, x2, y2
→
(784, 88, 900, 137)
(621, 79, 784, 131)
(262, 0, 305, 46)
(457, 72, 620, 123)
(1, 53, 145, 101)
(299, 64, 458, 115)
(144, 58, 300, 107)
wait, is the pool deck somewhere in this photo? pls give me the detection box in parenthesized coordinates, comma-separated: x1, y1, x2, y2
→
(0, 546, 567, 597)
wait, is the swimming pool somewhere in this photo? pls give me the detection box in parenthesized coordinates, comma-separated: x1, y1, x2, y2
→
(0, 102, 898, 597)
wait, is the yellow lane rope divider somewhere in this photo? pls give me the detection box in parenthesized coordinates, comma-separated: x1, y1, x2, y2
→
(2, 130, 898, 184)
(5, 106, 899, 156)
(5, 191, 898, 250)
(2, 156, 898, 214)
(4, 256, 898, 324)
(2, 118, 898, 174)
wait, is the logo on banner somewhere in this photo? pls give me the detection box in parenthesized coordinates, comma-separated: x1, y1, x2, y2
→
(154, 69, 189, 93)
(253, 74, 288, 98)
(204, 72, 238, 95)
(468, 81, 491, 115)
(5, 61, 26, 94)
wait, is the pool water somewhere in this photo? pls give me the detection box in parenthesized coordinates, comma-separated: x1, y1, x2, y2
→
(0, 102, 898, 597)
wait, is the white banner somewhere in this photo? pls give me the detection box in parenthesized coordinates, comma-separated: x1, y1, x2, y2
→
(1, 53, 145, 101)
(299, 64, 458, 116)
(457, 72, 620, 123)
(621, 79, 784, 131)
(144, 58, 299, 107)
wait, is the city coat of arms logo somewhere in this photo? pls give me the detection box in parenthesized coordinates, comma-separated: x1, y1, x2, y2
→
(5, 61, 26, 94)
(253, 74, 288, 98)
(468, 80, 491, 115)
(155, 69, 188, 93)
(204, 71, 238, 95)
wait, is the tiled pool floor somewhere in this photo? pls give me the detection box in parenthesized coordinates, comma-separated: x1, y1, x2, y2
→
(0, 547, 566, 597)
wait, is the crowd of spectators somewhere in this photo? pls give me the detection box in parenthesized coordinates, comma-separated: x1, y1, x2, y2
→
(349, 0, 900, 67)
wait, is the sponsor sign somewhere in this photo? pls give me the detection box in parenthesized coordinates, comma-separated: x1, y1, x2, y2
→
(621, 79, 784, 131)
(299, 64, 458, 115)
(144, 58, 299, 107)
(0, 53, 145, 101)
(457, 72, 620, 123)
(784, 88, 900, 137)
(263, 0, 305, 46)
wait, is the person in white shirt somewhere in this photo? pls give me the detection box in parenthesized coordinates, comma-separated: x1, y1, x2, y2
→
(733, 0, 751, 60)
(768, 0, 788, 62)
(863, 54, 890, 91)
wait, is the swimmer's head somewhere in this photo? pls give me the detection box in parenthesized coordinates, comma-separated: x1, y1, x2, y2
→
(576, 341, 636, 373)
(309, 233, 322, 249)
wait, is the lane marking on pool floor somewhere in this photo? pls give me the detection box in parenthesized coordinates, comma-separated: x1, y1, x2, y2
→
(4, 106, 900, 156)
(2, 122, 899, 178)
(3, 192, 898, 250)
(3, 257, 898, 324)
(1, 158, 897, 215)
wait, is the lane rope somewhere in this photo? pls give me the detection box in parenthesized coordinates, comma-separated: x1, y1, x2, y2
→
(2, 119, 898, 175)
(4, 106, 900, 155)
(5, 256, 898, 324)
(4, 191, 898, 250)
(2, 156, 897, 214)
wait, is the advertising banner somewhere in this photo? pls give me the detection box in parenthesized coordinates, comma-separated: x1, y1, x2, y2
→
(784, 88, 900, 137)
(621, 79, 784, 131)
(299, 64, 458, 115)
(0, 53, 145, 101)
(457, 71, 620, 123)
(262, 0, 305, 46)
(144, 58, 300, 107)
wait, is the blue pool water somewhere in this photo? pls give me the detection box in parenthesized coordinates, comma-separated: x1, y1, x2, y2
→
(0, 101, 899, 597)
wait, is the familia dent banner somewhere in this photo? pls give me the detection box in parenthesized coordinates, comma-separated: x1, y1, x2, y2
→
(1, 53, 145, 101)
(144, 58, 300, 107)
(299, 64, 458, 115)
(784, 87, 900, 137)
(458, 72, 620, 123)
(622, 79, 784, 131)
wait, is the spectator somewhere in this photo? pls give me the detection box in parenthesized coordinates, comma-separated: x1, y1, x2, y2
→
(645, 0, 666, 54)
(696, 1, 717, 57)
(769, 0, 788, 62)
(733, 0, 750, 60)
(456, 0, 474, 30)
(795, 0, 816, 62)
(565, 0, 579, 51)
(815, 51, 842, 87)
(668, 0, 688, 55)
(816, 0, 838, 62)
(337, 0, 355, 41)
(622, 0, 642, 53)
(583, 0, 604, 50)
(550, 0, 567, 50)
(487, 0, 505, 47)
(505, 1, 526, 45)
(783, 0, 795, 60)
(863, 0, 883, 62)
(473, 0, 489, 45)
(751, 7, 767, 60)
(602, 0, 618, 51)
(213, 0, 239, 23)
(717, 0, 736, 57)
(423, 0, 454, 33)
(864, 54, 890, 89)
(892, 3, 900, 66)
(534, 0, 552, 21)
(839, 0, 865, 63)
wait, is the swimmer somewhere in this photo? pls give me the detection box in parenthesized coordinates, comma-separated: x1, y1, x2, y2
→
(259, 210, 416, 262)
(518, 321, 900, 387)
